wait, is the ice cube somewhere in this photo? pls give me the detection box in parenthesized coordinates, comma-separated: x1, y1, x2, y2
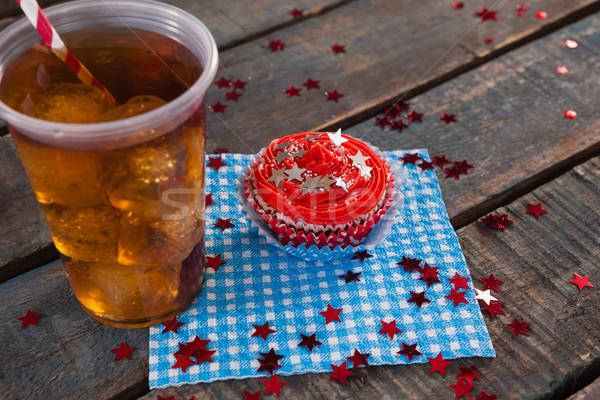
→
(100, 94, 165, 121)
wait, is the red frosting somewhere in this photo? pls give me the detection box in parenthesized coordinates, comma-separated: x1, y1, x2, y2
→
(251, 132, 391, 225)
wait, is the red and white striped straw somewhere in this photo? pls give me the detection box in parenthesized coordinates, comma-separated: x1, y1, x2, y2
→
(16, 0, 118, 105)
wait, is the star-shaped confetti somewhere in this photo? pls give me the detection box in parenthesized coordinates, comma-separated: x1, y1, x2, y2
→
(252, 322, 276, 341)
(433, 154, 451, 168)
(205, 254, 226, 271)
(506, 317, 530, 336)
(399, 153, 423, 165)
(319, 304, 343, 324)
(481, 301, 506, 318)
(386, 102, 410, 117)
(285, 162, 306, 181)
(110, 341, 136, 361)
(297, 333, 322, 352)
(162, 316, 185, 334)
(418, 263, 441, 287)
(565, 110, 577, 119)
(445, 165, 462, 180)
(327, 129, 347, 146)
(289, 8, 304, 18)
(331, 44, 346, 54)
(457, 364, 483, 384)
(257, 348, 285, 375)
(231, 79, 247, 90)
(452, 2, 464, 8)
(319, 174, 336, 190)
(346, 349, 370, 369)
(407, 291, 431, 308)
(427, 352, 452, 377)
(205, 193, 216, 207)
(339, 270, 362, 284)
(440, 112, 457, 124)
(418, 160, 436, 171)
(526, 202, 548, 218)
(535, 11, 548, 19)
(454, 159, 475, 174)
(207, 155, 227, 171)
(449, 379, 474, 399)
(225, 89, 242, 101)
(479, 213, 513, 229)
(274, 150, 290, 164)
(299, 175, 323, 195)
(302, 78, 320, 90)
(352, 249, 373, 262)
(209, 101, 227, 113)
(445, 288, 469, 307)
(375, 116, 390, 128)
(391, 119, 408, 132)
(213, 218, 235, 231)
(448, 272, 471, 291)
(480, 274, 503, 292)
(267, 167, 287, 186)
(17, 310, 42, 329)
(475, 289, 497, 305)
(267, 40, 285, 51)
(212, 147, 231, 154)
(171, 354, 194, 372)
(329, 361, 354, 386)
(379, 319, 402, 339)
(348, 150, 370, 167)
(284, 85, 301, 97)
(157, 396, 175, 400)
(516, 4, 529, 11)
(193, 349, 217, 364)
(397, 342, 422, 361)
(175, 336, 210, 356)
(325, 90, 344, 102)
(334, 176, 348, 192)
(474, 7, 498, 22)
(243, 390, 262, 400)
(214, 77, 231, 88)
(396, 256, 422, 273)
(475, 390, 498, 400)
(406, 110, 423, 122)
(262, 374, 287, 396)
(569, 273, 593, 291)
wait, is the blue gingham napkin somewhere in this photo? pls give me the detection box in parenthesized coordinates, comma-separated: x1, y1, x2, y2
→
(148, 149, 495, 389)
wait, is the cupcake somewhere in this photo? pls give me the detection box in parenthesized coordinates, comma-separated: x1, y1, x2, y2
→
(243, 130, 397, 250)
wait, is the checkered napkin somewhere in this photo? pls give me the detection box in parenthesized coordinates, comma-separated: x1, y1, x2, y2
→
(148, 149, 495, 389)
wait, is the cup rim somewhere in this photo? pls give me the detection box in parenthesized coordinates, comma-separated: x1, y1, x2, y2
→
(0, 0, 218, 147)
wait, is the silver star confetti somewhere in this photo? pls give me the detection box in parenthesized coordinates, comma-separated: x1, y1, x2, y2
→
(475, 289, 498, 305)
(274, 140, 293, 150)
(274, 150, 290, 163)
(334, 176, 348, 192)
(319, 175, 336, 190)
(285, 162, 306, 182)
(266, 167, 287, 187)
(291, 149, 307, 159)
(356, 163, 372, 178)
(298, 175, 322, 195)
(327, 128, 348, 147)
(348, 150, 370, 168)
(304, 133, 322, 141)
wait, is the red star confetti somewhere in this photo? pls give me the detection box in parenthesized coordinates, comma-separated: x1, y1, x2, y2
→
(262, 374, 287, 397)
(352, 249, 373, 262)
(418, 263, 441, 287)
(205, 193, 216, 207)
(302, 78, 320, 90)
(252, 322, 276, 340)
(192, 349, 217, 364)
(17, 310, 42, 329)
(346, 349, 370, 369)
(445, 165, 462, 180)
(391, 119, 408, 132)
(329, 361, 354, 386)
(213, 218, 235, 231)
(406, 110, 424, 122)
(243, 390, 261, 400)
(569, 273, 594, 291)
(506, 317, 530, 336)
(231, 79, 248, 90)
(267, 40, 285, 51)
(427, 352, 452, 377)
(257, 348, 285, 375)
(110, 341, 136, 361)
(339, 270, 362, 284)
(418, 160, 436, 171)
(516, 4, 529, 11)
(397, 256, 422, 273)
(375, 116, 391, 128)
(481, 301, 506, 318)
(564, 110, 577, 119)
(379, 319, 402, 340)
(557, 66, 569, 74)
(535, 11, 548, 19)
(440, 112, 457, 124)
(325, 90, 344, 102)
(448, 272, 471, 291)
(157, 396, 175, 400)
(480, 274, 504, 292)
(484, 37, 494, 44)
(298, 333, 323, 352)
(526, 202, 548, 218)
(331, 43, 346, 54)
(386, 102, 410, 117)
(207, 155, 227, 171)
(457, 364, 483, 384)
(175, 336, 210, 356)
(289, 8, 304, 18)
(209, 101, 227, 113)
(284, 85, 301, 97)
(452, 2, 464, 9)
(433, 154, 451, 168)
(475, 390, 498, 400)
(408, 291, 431, 308)
(449, 379, 474, 399)
(212, 147, 231, 154)
(205, 254, 226, 271)
(400, 153, 423, 165)
(319, 304, 343, 324)
(479, 213, 513, 229)
(225, 89, 242, 101)
(445, 288, 469, 307)
(516, 11, 525, 17)
(397, 342, 422, 361)
(474, 7, 498, 22)
(162, 316, 185, 334)
(214, 77, 231, 88)
(565, 39, 578, 49)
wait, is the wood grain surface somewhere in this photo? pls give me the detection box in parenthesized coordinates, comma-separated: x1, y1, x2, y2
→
(568, 377, 600, 400)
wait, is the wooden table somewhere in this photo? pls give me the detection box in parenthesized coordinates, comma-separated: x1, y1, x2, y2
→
(1, 0, 600, 398)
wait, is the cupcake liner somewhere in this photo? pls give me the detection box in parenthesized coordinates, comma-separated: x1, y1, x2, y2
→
(236, 144, 408, 261)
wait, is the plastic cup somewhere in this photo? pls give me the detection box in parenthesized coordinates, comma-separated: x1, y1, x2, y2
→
(0, 0, 218, 328)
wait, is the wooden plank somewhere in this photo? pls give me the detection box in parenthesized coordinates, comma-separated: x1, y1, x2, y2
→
(568, 377, 600, 400)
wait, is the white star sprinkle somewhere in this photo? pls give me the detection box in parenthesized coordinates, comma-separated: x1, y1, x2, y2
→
(334, 176, 348, 192)
(356, 163, 372, 178)
(266, 167, 287, 187)
(284, 163, 306, 182)
(298, 175, 322, 195)
(319, 175, 336, 190)
(348, 150, 370, 167)
(327, 128, 347, 147)
(475, 289, 497, 305)
(274, 150, 289, 163)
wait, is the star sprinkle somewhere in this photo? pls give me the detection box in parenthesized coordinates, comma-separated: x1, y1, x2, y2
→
(267, 167, 287, 186)
(224, 89, 242, 101)
(297, 333, 322, 352)
(207, 156, 227, 171)
(526, 202, 548, 218)
(110, 342, 136, 361)
(346, 349, 370, 369)
(213, 218, 235, 231)
(319, 304, 343, 324)
(252, 322, 276, 341)
(408, 291, 431, 308)
(448, 272, 471, 291)
(535, 11, 548, 19)
(205, 193, 216, 207)
(475, 289, 497, 305)
(339, 270, 362, 284)
(299, 175, 323, 195)
(406, 110, 423, 122)
(445, 288, 469, 307)
(454, 160, 475, 174)
(231, 79, 247, 90)
(479, 213, 513, 229)
(445, 165, 462, 180)
(267, 40, 285, 51)
(433, 154, 451, 168)
(387, 102, 410, 117)
(399, 153, 423, 165)
(481, 301, 506, 318)
(440, 112, 457, 124)
(391, 119, 408, 132)
(274, 150, 290, 164)
(262, 374, 287, 396)
(284, 85, 301, 97)
(325, 90, 344, 102)
(506, 317, 530, 336)
(557, 66, 569, 74)
(379, 320, 402, 339)
(397, 256, 422, 273)
(171, 354, 194, 372)
(449, 379, 474, 399)
(569, 273, 594, 291)
(480, 274, 503, 292)
(17, 310, 42, 329)
(205, 254, 226, 271)
(427, 352, 452, 377)
(475, 391, 498, 400)
(348, 150, 370, 167)
(192, 349, 217, 364)
(418, 263, 441, 287)
(214, 77, 231, 88)
(457, 364, 482, 384)
(564, 110, 577, 119)
(289, 8, 304, 18)
(162, 317, 185, 334)
(474, 7, 498, 22)
(327, 129, 348, 146)
(397, 342, 422, 361)
(302, 78, 320, 90)
(565, 39, 578, 49)
(209, 101, 227, 113)
(452, 2, 464, 9)
(331, 44, 346, 54)
(319, 174, 336, 190)
(257, 348, 285, 375)
(356, 163, 373, 178)
(352, 249, 373, 262)
(243, 390, 262, 400)
(285, 163, 306, 181)
(334, 176, 348, 192)
(329, 361, 354, 386)
(175, 336, 210, 356)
